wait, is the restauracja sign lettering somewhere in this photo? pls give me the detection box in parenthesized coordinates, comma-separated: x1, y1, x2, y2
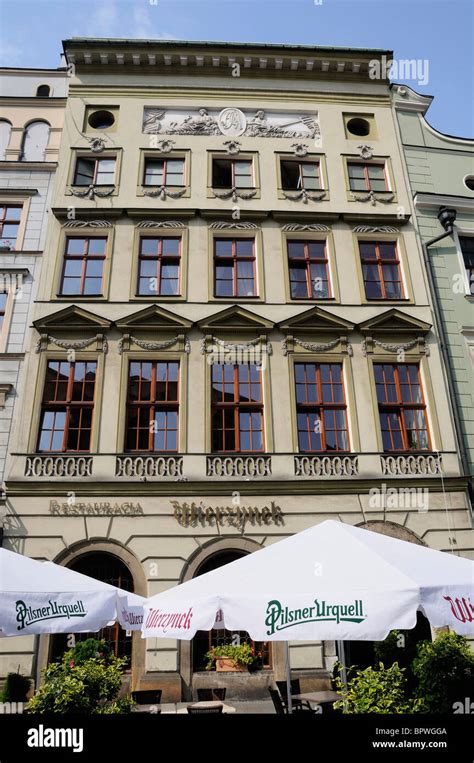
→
(49, 500, 144, 516)
(16, 599, 87, 631)
(172, 500, 284, 527)
(265, 598, 367, 635)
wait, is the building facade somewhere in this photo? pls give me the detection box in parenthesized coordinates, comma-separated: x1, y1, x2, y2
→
(0, 67, 67, 522)
(393, 84, 474, 503)
(1, 41, 472, 700)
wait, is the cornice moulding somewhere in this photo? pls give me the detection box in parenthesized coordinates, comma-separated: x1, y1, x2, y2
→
(414, 193, 474, 213)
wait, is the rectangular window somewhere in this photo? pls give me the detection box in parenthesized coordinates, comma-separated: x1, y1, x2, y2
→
(348, 162, 388, 192)
(0, 205, 22, 249)
(137, 237, 181, 296)
(459, 236, 474, 294)
(37, 360, 97, 452)
(211, 363, 264, 452)
(73, 157, 116, 186)
(287, 240, 330, 299)
(143, 157, 185, 186)
(60, 237, 107, 296)
(125, 361, 179, 452)
(214, 238, 256, 298)
(374, 363, 430, 451)
(295, 363, 349, 452)
(281, 160, 321, 191)
(212, 159, 253, 189)
(359, 241, 404, 299)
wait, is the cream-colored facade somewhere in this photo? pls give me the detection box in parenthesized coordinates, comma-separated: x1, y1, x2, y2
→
(1, 40, 472, 701)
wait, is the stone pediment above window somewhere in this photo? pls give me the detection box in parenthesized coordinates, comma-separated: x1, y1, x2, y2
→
(358, 309, 431, 356)
(278, 306, 354, 334)
(115, 304, 193, 332)
(197, 304, 274, 334)
(358, 309, 431, 335)
(115, 305, 193, 354)
(278, 307, 354, 356)
(34, 305, 111, 353)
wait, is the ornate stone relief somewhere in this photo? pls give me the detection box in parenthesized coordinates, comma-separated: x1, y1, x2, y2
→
(353, 225, 399, 233)
(142, 186, 187, 200)
(118, 334, 190, 354)
(282, 223, 330, 232)
(62, 220, 112, 229)
(69, 185, 115, 200)
(291, 143, 309, 157)
(358, 144, 373, 159)
(209, 221, 259, 230)
(136, 220, 184, 229)
(223, 140, 241, 155)
(36, 334, 108, 354)
(88, 137, 107, 153)
(282, 336, 353, 356)
(153, 138, 176, 153)
(201, 335, 272, 356)
(143, 107, 321, 141)
(362, 337, 429, 356)
(351, 191, 395, 206)
(212, 187, 257, 202)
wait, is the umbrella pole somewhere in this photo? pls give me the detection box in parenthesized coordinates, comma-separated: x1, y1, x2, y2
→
(336, 640, 347, 685)
(284, 641, 293, 714)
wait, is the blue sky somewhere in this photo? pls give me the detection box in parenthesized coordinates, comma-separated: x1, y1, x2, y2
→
(1, 0, 473, 137)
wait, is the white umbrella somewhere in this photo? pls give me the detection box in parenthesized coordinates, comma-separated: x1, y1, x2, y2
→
(142, 520, 474, 640)
(0, 547, 145, 636)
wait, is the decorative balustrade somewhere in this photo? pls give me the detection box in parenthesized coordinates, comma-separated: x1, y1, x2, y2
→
(381, 454, 442, 476)
(115, 455, 183, 478)
(294, 454, 359, 478)
(207, 455, 272, 478)
(25, 455, 93, 478)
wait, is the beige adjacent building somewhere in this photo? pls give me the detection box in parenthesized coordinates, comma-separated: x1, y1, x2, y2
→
(1, 40, 472, 701)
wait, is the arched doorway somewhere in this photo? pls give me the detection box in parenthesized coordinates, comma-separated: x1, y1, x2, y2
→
(340, 520, 432, 677)
(49, 552, 134, 668)
(191, 550, 271, 673)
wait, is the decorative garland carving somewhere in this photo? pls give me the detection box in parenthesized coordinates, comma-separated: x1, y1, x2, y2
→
(36, 334, 108, 354)
(136, 220, 184, 229)
(69, 185, 115, 199)
(351, 191, 395, 206)
(118, 334, 190, 354)
(291, 143, 309, 157)
(282, 336, 352, 356)
(282, 223, 330, 232)
(62, 220, 112, 229)
(209, 222, 259, 230)
(353, 225, 399, 233)
(282, 189, 327, 203)
(200, 336, 272, 356)
(358, 145, 373, 159)
(88, 137, 106, 153)
(153, 139, 176, 153)
(362, 337, 429, 357)
(142, 186, 187, 200)
(212, 188, 257, 202)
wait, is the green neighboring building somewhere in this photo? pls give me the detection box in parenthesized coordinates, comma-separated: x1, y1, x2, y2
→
(393, 85, 474, 509)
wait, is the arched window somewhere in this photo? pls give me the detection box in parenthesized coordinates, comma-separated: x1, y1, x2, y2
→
(36, 84, 51, 97)
(49, 552, 134, 666)
(0, 120, 12, 160)
(20, 120, 50, 161)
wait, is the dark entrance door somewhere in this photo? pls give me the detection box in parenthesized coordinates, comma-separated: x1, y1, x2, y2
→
(192, 550, 271, 672)
(49, 552, 134, 668)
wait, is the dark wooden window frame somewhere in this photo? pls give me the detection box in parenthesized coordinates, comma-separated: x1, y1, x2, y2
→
(280, 159, 321, 191)
(375, 363, 431, 452)
(143, 157, 185, 187)
(347, 161, 389, 192)
(37, 360, 97, 452)
(287, 239, 331, 299)
(125, 360, 180, 453)
(59, 236, 107, 297)
(73, 156, 116, 186)
(211, 363, 264, 453)
(137, 236, 182, 297)
(213, 238, 257, 298)
(0, 204, 22, 248)
(359, 240, 404, 300)
(211, 157, 254, 189)
(295, 362, 349, 452)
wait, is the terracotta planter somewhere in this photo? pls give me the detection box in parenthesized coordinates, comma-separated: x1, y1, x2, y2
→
(215, 657, 246, 672)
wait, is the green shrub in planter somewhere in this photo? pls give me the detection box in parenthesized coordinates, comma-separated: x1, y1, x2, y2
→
(204, 643, 254, 671)
(411, 632, 474, 713)
(0, 672, 31, 702)
(26, 639, 132, 714)
(333, 662, 423, 714)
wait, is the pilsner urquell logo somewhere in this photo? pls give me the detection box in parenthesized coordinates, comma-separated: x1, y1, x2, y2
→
(265, 598, 366, 635)
(15, 600, 87, 631)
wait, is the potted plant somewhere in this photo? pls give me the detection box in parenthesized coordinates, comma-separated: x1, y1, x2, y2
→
(205, 643, 254, 672)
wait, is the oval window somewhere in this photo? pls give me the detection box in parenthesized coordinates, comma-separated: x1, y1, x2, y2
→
(347, 117, 371, 137)
(464, 175, 474, 191)
(88, 110, 115, 130)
